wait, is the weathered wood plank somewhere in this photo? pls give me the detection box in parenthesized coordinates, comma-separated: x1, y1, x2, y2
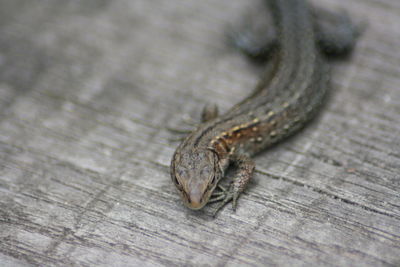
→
(0, 0, 399, 266)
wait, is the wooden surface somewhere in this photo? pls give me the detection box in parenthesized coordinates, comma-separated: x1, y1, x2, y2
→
(0, 0, 399, 266)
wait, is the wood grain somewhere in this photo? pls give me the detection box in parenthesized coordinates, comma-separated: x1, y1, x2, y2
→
(0, 0, 399, 266)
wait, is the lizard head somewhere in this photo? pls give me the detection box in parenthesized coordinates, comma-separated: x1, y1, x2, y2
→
(170, 148, 223, 210)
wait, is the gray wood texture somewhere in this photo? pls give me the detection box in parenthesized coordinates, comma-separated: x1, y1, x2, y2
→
(0, 0, 399, 266)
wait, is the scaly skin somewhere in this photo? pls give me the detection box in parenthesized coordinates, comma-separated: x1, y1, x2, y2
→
(170, 0, 356, 215)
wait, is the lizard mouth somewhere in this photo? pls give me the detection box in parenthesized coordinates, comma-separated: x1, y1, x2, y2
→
(183, 191, 210, 210)
(186, 200, 207, 210)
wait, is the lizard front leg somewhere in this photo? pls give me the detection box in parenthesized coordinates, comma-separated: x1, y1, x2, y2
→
(211, 154, 255, 216)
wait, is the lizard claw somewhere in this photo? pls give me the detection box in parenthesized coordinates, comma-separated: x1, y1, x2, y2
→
(211, 194, 233, 217)
(232, 192, 240, 211)
(210, 185, 236, 217)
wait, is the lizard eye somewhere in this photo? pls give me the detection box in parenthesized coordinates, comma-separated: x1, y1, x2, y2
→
(207, 175, 217, 190)
(172, 175, 181, 186)
(210, 175, 216, 185)
(174, 167, 187, 188)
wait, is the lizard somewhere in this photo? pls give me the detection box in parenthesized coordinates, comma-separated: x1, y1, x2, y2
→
(170, 0, 357, 215)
